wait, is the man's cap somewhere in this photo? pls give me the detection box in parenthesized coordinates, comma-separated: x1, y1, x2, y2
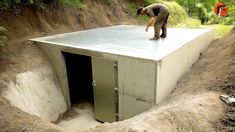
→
(136, 7, 144, 15)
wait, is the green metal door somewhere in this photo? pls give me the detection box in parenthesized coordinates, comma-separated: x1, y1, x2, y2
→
(92, 58, 118, 122)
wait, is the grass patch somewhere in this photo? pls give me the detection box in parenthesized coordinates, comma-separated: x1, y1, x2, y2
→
(174, 18, 201, 28)
(0, 26, 7, 46)
(202, 24, 233, 39)
(103, 0, 118, 5)
(59, 0, 87, 10)
(176, 23, 233, 39)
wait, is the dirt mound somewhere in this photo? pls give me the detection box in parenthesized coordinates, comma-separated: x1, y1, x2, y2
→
(212, 27, 235, 132)
(0, 96, 65, 132)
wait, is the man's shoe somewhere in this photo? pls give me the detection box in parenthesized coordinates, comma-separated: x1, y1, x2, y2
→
(149, 36, 160, 40)
(160, 34, 167, 38)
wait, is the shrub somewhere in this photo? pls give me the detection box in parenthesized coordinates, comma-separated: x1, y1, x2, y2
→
(0, 0, 11, 10)
(182, 3, 210, 24)
(207, 13, 235, 25)
(0, 0, 45, 10)
(162, 1, 188, 25)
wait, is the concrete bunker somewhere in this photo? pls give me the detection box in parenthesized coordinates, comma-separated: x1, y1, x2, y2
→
(31, 25, 215, 128)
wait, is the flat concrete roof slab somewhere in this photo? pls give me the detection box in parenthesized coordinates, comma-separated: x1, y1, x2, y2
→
(31, 25, 212, 61)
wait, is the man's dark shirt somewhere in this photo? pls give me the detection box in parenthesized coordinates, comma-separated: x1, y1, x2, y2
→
(144, 3, 168, 17)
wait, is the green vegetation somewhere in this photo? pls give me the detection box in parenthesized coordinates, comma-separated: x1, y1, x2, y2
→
(0, 0, 87, 10)
(174, 0, 235, 25)
(142, 0, 161, 5)
(128, 0, 234, 38)
(0, 26, 7, 46)
(0, 0, 45, 9)
(103, 0, 118, 5)
(59, 0, 87, 10)
(177, 127, 187, 132)
(161, 1, 188, 26)
(176, 127, 197, 132)
(129, 0, 200, 27)
(141, 0, 235, 25)
(207, 13, 235, 25)
(174, 0, 218, 14)
(202, 24, 233, 38)
(0, 0, 119, 11)
(128, 2, 148, 21)
(176, 18, 201, 28)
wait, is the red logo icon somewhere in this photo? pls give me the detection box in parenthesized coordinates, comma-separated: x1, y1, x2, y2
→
(214, 2, 229, 16)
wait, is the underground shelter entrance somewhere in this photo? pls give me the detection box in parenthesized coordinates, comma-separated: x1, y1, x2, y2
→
(62, 52, 118, 124)
(63, 52, 94, 105)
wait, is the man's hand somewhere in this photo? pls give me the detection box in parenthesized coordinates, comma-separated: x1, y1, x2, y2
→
(145, 17, 155, 32)
(145, 26, 149, 32)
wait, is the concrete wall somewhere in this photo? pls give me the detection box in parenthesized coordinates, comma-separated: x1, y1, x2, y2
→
(117, 57, 156, 120)
(35, 43, 157, 120)
(3, 67, 67, 121)
(156, 29, 214, 103)
(39, 44, 71, 108)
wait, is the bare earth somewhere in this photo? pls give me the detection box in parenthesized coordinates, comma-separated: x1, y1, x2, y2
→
(0, 1, 234, 131)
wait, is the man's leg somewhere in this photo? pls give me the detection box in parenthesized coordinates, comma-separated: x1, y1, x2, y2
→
(151, 21, 161, 40)
(161, 13, 169, 38)
(161, 23, 167, 38)
(151, 11, 168, 40)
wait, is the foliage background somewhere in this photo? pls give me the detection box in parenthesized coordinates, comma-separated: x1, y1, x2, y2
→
(142, 0, 235, 25)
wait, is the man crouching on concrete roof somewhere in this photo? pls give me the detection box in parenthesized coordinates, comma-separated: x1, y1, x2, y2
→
(137, 3, 169, 40)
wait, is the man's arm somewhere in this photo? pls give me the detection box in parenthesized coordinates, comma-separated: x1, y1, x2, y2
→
(145, 17, 155, 32)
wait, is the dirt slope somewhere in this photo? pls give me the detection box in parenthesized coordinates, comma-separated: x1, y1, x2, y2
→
(0, 96, 64, 131)
(0, 0, 139, 94)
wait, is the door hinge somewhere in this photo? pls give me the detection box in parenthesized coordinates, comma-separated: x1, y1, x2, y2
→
(114, 87, 119, 91)
(113, 62, 118, 67)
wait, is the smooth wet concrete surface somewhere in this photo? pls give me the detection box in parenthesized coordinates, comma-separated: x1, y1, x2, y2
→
(32, 25, 212, 60)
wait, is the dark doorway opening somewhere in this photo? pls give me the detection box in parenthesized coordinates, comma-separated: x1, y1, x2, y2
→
(63, 52, 94, 105)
